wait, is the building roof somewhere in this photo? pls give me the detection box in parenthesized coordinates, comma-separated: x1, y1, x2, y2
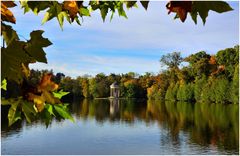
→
(110, 82, 119, 88)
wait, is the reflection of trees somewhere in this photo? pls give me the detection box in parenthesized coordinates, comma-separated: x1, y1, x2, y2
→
(72, 99, 238, 153)
(2, 99, 238, 152)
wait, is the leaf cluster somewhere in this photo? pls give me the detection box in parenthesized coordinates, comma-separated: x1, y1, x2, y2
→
(18, 0, 233, 28)
(1, 28, 52, 83)
(2, 97, 74, 127)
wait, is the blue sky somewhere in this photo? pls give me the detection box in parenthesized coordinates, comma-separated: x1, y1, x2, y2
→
(9, 1, 239, 77)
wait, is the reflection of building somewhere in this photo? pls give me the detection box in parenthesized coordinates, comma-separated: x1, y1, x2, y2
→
(110, 99, 119, 116)
(110, 82, 120, 98)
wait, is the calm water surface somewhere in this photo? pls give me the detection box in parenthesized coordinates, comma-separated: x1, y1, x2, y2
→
(1, 99, 239, 155)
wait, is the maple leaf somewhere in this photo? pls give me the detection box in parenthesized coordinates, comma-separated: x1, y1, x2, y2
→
(192, 1, 233, 24)
(25, 30, 52, 63)
(27, 74, 61, 112)
(166, 1, 192, 22)
(1, 23, 19, 46)
(63, 0, 79, 21)
(140, 1, 149, 10)
(1, 1, 16, 23)
(37, 73, 59, 92)
(1, 41, 30, 83)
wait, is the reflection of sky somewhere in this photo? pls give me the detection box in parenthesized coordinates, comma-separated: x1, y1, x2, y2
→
(1, 119, 235, 155)
(8, 1, 239, 77)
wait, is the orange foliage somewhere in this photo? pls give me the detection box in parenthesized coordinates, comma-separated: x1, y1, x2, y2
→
(209, 55, 216, 65)
(37, 73, 58, 92)
(63, 0, 80, 21)
(1, 1, 16, 23)
(27, 73, 60, 112)
(211, 65, 225, 76)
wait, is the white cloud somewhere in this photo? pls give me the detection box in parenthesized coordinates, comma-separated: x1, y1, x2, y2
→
(10, 1, 239, 77)
(30, 55, 160, 77)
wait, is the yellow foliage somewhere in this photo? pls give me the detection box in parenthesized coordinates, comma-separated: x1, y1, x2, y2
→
(27, 74, 61, 112)
(124, 79, 137, 87)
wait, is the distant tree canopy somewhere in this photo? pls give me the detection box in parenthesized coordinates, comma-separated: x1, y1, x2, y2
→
(160, 52, 183, 69)
(6, 45, 236, 105)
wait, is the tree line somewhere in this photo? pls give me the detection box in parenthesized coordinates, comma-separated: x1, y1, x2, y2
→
(11, 45, 238, 104)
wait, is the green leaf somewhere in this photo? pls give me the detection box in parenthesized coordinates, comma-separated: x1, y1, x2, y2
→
(42, 11, 51, 25)
(1, 79, 7, 90)
(53, 90, 69, 99)
(8, 101, 21, 126)
(42, 4, 57, 25)
(43, 109, 52, 127)
(140, 1, 149, 10)
(57, 11, 65, 29)
(45, 104, 55, 116)
(190, 11, 197, 24)
(192, 1, 233, 24)
(1, 23, 19, 46)
(126, 1, 137, 9)
(41, 2, 72, 28)
(1, 41, 30, 83)
(74, 17, 81, 25)
(21, 1, 50, 15)
(55, 4, 64, 29)
(22, 102, 37, 123)
(79, 7, 90, 16)
(117, 3, 127, 18)
(100, 6, 108, 22)
(20, 0, 30, 14)
(63, 11, 71, 23)
(25, 30, 52, 63)
(1, 98, 20, 105)
(110, 11, 115, 21)
(54, 105, 74, 122)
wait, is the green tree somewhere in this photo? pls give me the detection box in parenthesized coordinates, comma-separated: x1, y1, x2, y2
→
(160, 52, 183, 69)
(230, 64, 239, 104)
(193, 76, 207, 101)
(216, 47, 239, 79)
(165, 82, 179, 101)
(184, 51, 211, 78)
(177, 83, 194, 101)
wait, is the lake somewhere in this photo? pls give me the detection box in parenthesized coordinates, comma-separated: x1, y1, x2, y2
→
(1, 99, 239, 155)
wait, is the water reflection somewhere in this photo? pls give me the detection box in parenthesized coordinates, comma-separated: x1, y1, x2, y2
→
(109, 99, 119, 116)
(1, 99, 239, 154)
(70, 99, 239, 153)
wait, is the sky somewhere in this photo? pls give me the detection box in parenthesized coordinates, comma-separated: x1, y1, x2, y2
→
(8, 1, 239, 77)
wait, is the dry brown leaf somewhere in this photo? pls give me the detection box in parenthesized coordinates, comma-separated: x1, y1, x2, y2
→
(1, 1, 16, 23)
(37, 73, 59, 92)
(166, 1, 192, 22)
(63, 0, 79, 21)
(2, 1, 16, 8)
